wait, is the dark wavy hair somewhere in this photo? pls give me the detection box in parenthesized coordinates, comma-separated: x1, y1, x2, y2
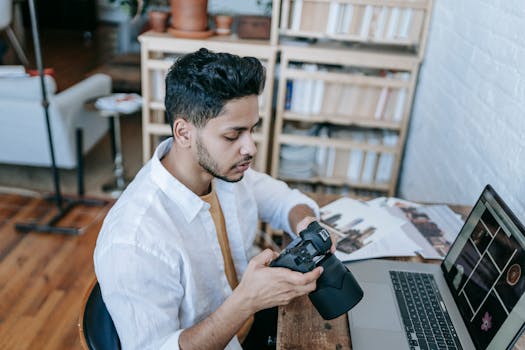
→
(164, 48, 266, 130)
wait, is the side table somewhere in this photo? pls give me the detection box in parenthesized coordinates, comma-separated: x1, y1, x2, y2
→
(86, 94, 142, 197)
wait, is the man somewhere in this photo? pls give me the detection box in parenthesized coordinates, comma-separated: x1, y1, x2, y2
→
(94, 48, 324, 350)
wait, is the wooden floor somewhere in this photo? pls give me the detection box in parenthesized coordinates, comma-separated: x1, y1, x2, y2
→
(0, 193, 113, 349)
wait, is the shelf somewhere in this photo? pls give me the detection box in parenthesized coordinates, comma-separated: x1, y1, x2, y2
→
(139, 32, 276, 58)
(279, 175, 391, 192)
(282, 112, 402, 130)
(284, 68, 411, 88)
(278, 134, 397, 153)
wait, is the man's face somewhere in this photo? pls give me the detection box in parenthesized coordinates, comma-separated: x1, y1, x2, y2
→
(194, 95, 259, 183)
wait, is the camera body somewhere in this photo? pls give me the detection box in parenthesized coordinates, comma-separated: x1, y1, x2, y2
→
(270, 221, 332, 273)
(270, 221, 364, 320)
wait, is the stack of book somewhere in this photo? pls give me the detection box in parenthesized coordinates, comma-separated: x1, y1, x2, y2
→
(284, 0, 425, 44)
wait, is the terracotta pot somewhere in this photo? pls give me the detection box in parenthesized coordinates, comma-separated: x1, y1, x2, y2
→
(170, 0, 208, 32)
(148, 11, 169, 33)
(214, 15, 233, 35)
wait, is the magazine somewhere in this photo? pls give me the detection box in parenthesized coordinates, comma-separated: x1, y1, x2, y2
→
(320, 197, 420, 261)
(320, 196, 465, 261)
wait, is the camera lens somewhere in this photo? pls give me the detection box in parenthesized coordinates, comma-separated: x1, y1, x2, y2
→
(308, 254, 364, 320)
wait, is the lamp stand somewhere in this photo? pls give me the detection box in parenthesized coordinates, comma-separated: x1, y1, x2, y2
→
(15, 0, 107, 235)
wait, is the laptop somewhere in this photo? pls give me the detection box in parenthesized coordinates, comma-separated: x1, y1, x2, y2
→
(346, 185, 525, 350)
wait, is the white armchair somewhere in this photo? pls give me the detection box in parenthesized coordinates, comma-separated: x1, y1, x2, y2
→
(0, 73, 112, 169)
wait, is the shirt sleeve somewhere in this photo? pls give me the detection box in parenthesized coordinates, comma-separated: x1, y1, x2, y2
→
(95, 243, 185, 350)
(245, 169, 320, 235)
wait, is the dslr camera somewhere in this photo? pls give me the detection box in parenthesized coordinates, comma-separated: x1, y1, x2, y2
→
(270, 221, 364, 320)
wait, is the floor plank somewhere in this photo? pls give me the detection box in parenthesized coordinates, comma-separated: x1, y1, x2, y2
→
(0, 193, 113, 349)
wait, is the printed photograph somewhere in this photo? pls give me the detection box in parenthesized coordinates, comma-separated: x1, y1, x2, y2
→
(395, 203, 451, 257)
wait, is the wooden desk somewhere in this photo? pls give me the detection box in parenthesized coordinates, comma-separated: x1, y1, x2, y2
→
(276, 195, 523, 349)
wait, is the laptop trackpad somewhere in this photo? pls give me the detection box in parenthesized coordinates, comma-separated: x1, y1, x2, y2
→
(351, 282, 402, 331)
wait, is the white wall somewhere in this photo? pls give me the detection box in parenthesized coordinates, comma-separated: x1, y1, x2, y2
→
(399, 0, 525, 221)
(208, 0, 265, 15)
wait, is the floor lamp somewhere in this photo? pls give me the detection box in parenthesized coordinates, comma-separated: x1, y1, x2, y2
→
(15, 0, 107, 235)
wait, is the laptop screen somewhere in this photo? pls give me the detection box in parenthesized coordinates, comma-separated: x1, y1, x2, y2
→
(441, 185, 525, 349)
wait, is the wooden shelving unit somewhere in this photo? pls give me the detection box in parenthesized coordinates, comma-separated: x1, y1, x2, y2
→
(270, 0, 433, 196)
(278, 0, 433, 59)
(139, 33, 277, 173)
(272, 44, 419, 195)
(139, 0, 433, 196)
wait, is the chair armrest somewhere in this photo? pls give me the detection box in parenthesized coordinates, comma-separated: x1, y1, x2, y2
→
(52, 74, 112, 126)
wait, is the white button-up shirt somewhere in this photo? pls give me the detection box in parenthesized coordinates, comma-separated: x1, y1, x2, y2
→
(94, 138, 319, 350)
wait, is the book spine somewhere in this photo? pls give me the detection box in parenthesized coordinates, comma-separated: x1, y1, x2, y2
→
(374, 86, 389, 120)
(392, 73, 410, 122)
(361, 131, 380, 183)
(374, 6, 388, 40)
(398, 8, 413, 39)
(285, 80, 293, 111)
(311, 79, 325, 114)
(386, 7, 400, 39)
(326, 1, 340, 35)
(339, 4, 354, 34)
(280, 0, 291, 29)
(359, 5, 374, 39)
(291, 0, 304, 31)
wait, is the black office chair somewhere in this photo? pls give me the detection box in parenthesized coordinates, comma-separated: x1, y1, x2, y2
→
(79, 280, 121, 350)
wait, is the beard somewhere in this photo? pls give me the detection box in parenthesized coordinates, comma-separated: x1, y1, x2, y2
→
(196, 135, 252, 183)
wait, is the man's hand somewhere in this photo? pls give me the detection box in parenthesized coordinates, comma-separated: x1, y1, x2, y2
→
(296, 216, 337, 253)
(234, 249, 323, 314)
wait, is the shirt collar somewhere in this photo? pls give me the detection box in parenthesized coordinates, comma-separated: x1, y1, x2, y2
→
(150, 138, 208, 223)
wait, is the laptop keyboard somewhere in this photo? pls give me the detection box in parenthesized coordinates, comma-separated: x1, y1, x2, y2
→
(390, 271, 463, 350)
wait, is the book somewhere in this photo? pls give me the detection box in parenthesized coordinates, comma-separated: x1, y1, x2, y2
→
(386, 7, 400, 39)
(392, 72, 410, 122)
(280, 0, 291, 29)
(310, 79, 325, 114)
(326, 1, 341, 34)
(285, 80, 293, 110)
(359, 5, 374, 39)
(398, 8, 413, 39)
(338, 4, 354, 34)
(291, 0, 303, 31)
(360, 131, 381, 183)
(325, 147, 336, 177)
(374, 71, 392, 120)
(375, 131, 398, 183)
(374, 86, 389, 120)
(316, 126, 330, 176)
(374, 6, 388, 40)
(301, 64, 318, 114)
(346, 130, 366, 181)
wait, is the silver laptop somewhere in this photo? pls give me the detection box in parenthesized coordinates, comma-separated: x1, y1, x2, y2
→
(347, 185, 525, 350)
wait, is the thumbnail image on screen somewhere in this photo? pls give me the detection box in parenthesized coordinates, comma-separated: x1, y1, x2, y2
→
(445, 206, 525, 349)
